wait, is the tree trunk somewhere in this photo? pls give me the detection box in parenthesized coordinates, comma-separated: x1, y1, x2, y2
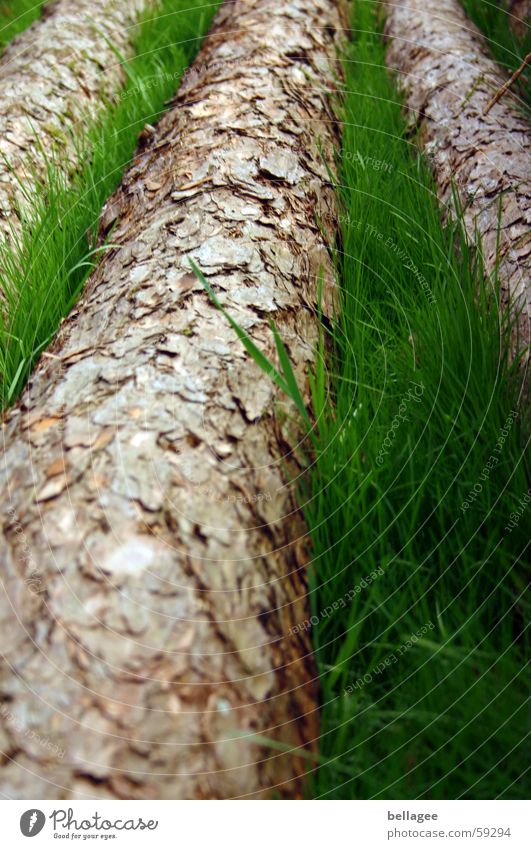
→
(383, 0, 531, 387)
(0, 0, 342, 799)
(0, 0, 152, 239)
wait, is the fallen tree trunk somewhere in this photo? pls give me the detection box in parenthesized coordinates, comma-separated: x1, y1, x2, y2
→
(0, 0, 152, 239)
(383, 0, 531, 387)
(0, 0, 342, 799)
(0, 0, 44, 54)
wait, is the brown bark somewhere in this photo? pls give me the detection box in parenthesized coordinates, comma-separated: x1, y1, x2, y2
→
(0, 0, 342, 799)
(383, 0, 531, 388)
(0, 0, 152, 240)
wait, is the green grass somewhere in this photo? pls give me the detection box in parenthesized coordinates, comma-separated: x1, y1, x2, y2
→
(2, 0, 528, 801)
(460, 0, 530, 112)
(0, 0, 220, 408)
(198, 0, 529, 799)
(306, 2, 530, 799)
(0, 0, 44, 52)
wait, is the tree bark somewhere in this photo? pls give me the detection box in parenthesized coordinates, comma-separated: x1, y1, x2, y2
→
(383, 0, 531, 387)
(0, 0, 342, 799)
(0, 0, 152, 239)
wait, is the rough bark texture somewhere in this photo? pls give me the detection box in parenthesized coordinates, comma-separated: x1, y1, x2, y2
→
(383, 0, 531, 386)
(0, 0, 151, 239)
(0, 0, 342, 799)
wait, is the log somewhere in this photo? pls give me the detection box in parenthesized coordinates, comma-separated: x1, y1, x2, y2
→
(0, 0, 342, 799)
(0, 0, 153, 240)
(383, 0, 531, 387)
(508, 1, 530, 38)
